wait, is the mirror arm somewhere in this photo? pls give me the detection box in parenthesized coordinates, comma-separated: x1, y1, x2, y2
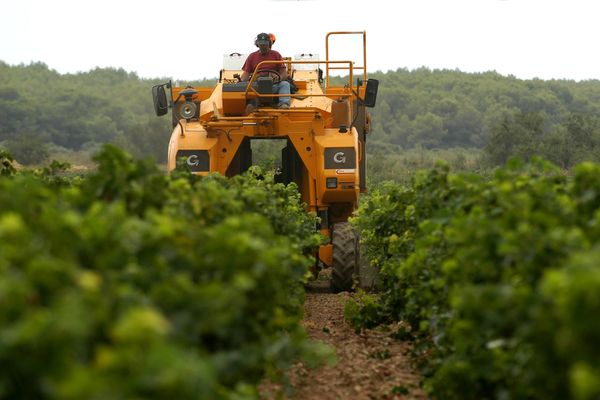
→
(349, 78, 364, 132)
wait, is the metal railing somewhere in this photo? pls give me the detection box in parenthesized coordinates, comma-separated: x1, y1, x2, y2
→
(325, 31, 367, 88)
(242, 60, 355, 100)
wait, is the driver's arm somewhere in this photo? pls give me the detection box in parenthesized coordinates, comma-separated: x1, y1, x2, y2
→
(241, 71, 250, 81)
(279, 67, 288, 81)
(277, 57, 288, 80)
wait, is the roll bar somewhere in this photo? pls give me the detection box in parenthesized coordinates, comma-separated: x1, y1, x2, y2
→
(243, 60, 354, 100)
(325, 31, 367, 88)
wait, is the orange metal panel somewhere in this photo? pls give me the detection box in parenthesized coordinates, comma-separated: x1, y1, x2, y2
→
(165, 30, 373, 224)
(318, 244, 333, 267)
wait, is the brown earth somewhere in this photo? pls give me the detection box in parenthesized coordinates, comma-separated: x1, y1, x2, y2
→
(261, 292, 426, 400)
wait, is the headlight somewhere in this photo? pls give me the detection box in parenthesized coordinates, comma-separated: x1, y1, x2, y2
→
(326, 177, 338, 188)
(180, 101, 197, 120)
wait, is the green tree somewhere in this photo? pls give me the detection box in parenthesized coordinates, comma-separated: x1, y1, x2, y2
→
(4, 133, 49, 165)
(485, 111, 545, 165)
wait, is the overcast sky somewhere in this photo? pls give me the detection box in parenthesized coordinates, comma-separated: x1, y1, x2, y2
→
(1, 0, 599, 81)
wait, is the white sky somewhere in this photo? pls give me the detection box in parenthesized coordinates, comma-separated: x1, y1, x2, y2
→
(1, 0, 599, 81)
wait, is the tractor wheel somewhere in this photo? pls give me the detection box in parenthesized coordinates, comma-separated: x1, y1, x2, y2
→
(331, 222, 358, 292)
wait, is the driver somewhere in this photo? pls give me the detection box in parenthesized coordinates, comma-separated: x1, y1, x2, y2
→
(241, 32, 291, 109)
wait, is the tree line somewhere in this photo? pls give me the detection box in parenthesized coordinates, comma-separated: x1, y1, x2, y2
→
(2, 61, 600, 168)
(0, 61, 187, 164)
(368, 67, 600, 149)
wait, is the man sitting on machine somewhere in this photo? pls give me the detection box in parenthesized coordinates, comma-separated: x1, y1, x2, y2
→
(241, 32, 291, 111)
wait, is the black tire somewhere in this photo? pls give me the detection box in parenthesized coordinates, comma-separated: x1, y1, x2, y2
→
(331, 222, 358, 292)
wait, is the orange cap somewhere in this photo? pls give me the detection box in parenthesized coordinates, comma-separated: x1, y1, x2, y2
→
(269, 33, 276, 45)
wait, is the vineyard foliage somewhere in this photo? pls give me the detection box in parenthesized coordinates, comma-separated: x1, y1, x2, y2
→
(350, 159, 600, 399)
(0, 146, 324, 399)
(0, 150, 16, 176)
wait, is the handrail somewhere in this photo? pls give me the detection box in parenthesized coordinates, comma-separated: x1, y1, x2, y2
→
(205, 109, 321, 123)
(241, 93, 352, 99)
(242, 59, 354, 99)
(325, 31, 367, 87)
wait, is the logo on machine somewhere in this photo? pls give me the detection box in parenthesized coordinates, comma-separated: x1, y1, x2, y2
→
(333, 152, 346, 164)
(324, 147, 356, 169)
(176, 150, 209, 172)
(187, 155, 201, 166)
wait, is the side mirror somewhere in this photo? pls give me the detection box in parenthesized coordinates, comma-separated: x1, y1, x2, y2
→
(152, 83, 169, 116)
(363, 79, 379, 108)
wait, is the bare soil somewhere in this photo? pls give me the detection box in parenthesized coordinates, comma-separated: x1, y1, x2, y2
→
(261, 292, 426, 400)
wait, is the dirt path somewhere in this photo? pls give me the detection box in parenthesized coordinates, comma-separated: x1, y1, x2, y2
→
(262, 292, 426, 400)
